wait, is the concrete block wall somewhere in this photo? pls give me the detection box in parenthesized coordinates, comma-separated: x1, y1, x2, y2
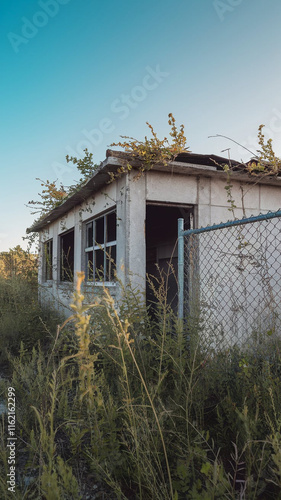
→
(37, 168, 281, 317)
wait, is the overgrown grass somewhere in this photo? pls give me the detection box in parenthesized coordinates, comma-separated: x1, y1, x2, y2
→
(0, 275, 62, 369)
(1, 272, 281, 498)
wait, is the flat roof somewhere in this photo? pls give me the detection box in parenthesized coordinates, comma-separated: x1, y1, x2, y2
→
(27, 150, 281, 233)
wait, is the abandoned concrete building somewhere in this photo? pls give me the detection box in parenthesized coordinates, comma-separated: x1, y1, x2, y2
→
(27, 150, 281, 317)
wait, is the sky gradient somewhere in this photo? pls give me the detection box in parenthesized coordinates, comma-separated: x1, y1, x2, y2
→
(1, 0, 281, 251)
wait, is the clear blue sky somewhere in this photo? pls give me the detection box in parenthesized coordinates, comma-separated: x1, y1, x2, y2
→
(1, 0, 281, 251)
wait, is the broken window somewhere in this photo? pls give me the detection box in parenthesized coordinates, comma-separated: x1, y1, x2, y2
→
(44, 239, 53, 281)
(85, 211, 116, 282)
(60, 229, 74, 282)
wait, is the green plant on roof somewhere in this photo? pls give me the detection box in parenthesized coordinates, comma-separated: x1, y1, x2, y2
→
(110, 112, 190, 179)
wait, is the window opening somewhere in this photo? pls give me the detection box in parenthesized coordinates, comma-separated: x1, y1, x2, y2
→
(44, 239, 53, 281)
(60, 229, 74, 282)
(85, 211, 116, 282)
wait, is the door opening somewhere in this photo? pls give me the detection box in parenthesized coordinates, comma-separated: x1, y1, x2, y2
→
(146, 203, 193, 313)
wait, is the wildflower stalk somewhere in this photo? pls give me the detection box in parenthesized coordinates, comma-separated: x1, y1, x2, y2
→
(103, 288, 174, 499)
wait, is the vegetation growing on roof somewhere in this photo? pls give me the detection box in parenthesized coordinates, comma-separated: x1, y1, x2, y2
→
(215, 124, 281, 178)
(28, 179, 68, 217)
(110, 113, 190, 179)
(28, 114, 189, 220)
(27, 149, 99, 220)
(212, 124, 281, 217)
(27, 118, 281, 239)
(65, 148, 99, 182)
(26, 114, 189, 246)
(246, 124, 281, 176)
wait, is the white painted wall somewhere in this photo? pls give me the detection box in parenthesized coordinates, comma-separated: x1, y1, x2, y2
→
(39, 181, 118, 315)
(38, 167, 281, 318)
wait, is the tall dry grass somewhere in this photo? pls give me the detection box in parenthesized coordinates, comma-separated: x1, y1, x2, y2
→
(0, 271, 281, 498)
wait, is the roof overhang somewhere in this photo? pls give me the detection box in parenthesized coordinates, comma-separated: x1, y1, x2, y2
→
(27, 157, 122, 233)
(27, 150, 281, 233)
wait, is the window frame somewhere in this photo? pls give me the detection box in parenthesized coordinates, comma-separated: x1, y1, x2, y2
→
(43, 239, 53, 282)
(84, 210, 117, 285)
(59, 228, 75, 282)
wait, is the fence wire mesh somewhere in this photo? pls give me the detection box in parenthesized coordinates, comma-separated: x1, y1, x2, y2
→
(179, 211, 281, 352)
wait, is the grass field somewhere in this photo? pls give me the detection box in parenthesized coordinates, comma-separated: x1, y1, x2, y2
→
(1, 271, 281, 499)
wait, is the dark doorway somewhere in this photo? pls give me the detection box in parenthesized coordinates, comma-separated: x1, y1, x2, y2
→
(146, 203, 193, 312)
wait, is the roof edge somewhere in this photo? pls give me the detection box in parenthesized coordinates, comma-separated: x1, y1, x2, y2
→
(27, 150, 281, 233)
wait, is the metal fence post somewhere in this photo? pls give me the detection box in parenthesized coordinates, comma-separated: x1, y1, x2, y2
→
(178, 218, 184, 320)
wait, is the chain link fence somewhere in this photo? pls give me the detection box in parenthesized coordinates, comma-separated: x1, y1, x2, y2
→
(178, 210, 281, 352)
